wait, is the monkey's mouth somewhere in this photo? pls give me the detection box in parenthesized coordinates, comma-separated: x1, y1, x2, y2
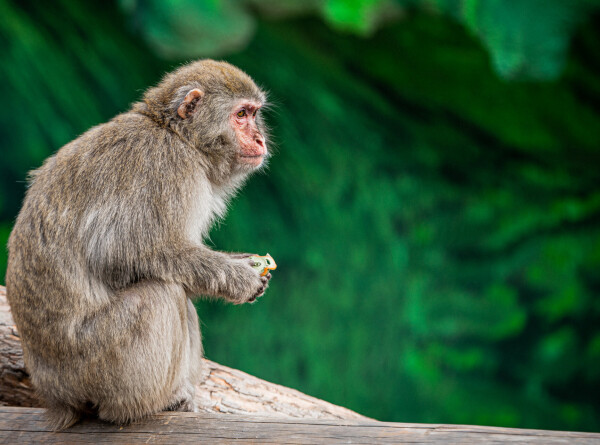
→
(239, 154, 264, 166)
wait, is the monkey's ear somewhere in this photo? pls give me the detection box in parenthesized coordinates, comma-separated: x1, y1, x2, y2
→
(177, 88, 204, 119)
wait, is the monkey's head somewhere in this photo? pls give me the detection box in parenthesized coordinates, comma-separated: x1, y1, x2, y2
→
(139, 60, 269, 179)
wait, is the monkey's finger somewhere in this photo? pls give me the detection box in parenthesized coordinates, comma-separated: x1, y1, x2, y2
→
(249, 287, 264, 301)
(230, 253, 258, 259)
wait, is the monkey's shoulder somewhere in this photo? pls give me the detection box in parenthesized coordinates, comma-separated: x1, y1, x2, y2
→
(38, 113, 186, 177)
(82, 112, 176, 154)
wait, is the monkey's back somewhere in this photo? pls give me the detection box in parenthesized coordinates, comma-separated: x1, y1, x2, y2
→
(5, 112, 202, 425)
(7, 113, 174, 332)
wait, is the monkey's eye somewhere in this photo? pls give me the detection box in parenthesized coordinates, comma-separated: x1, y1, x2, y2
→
(237, 109, 246, 118)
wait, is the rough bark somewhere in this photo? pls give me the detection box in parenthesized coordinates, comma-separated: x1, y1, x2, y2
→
(0, 285, 367, 420)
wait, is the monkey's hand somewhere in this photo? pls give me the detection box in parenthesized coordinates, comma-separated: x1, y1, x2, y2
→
(224, 258, 271, 304)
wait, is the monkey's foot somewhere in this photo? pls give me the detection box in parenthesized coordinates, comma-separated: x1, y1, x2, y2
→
(165, 397, 197, 413)
(166, 382, 198, 413)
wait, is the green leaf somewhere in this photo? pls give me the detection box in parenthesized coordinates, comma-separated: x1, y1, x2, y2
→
(119, 0, 255, 57)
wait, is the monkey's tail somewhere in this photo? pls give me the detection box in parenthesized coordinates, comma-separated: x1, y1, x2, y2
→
(45, 404, 82, 431)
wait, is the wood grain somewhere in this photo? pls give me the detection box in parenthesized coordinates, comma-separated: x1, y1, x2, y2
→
(1, 406, 599, 444)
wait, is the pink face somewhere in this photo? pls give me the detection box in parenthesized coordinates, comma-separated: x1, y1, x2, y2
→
(230, 101, 266, 167)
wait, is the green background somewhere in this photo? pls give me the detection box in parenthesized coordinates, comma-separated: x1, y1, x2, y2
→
(1, 0, 599, 432)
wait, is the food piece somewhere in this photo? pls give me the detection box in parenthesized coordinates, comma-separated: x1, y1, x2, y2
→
(250, 254, 277, 276)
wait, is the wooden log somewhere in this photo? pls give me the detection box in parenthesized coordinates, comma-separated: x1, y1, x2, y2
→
(2, 286, 600, 442)
(0, 285, 366, 420)
(1, 406, 600, 444)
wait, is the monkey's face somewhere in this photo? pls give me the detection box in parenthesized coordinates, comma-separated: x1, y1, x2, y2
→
(230, 100, 267, 168)
(165, 60, 269, 173)
(174, 88, 267, 171)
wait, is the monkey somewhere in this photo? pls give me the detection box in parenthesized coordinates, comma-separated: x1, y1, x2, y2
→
(5, 59, 272, 429)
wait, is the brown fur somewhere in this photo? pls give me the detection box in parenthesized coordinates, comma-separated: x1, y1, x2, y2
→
(5, 60, 271, 429)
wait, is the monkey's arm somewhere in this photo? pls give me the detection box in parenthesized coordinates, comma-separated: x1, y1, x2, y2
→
(163, 244, 270, 303)
(88, 239, 268, 304)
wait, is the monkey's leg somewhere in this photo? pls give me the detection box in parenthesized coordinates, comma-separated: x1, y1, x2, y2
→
(67, 281, 197, 425)
(165, 297, 204, 413)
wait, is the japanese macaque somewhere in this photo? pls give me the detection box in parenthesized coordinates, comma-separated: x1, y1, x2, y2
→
(6, 60, 272, 429)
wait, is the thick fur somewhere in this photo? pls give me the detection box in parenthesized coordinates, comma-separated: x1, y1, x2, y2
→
(6, 60, 270, 430)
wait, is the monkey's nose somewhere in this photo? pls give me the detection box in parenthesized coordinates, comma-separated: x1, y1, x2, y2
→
(255, 137, 264, 148)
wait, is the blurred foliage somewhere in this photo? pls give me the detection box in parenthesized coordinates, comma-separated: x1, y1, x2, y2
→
(1, 0, 600, 433)
(121, 0, 600, 80)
